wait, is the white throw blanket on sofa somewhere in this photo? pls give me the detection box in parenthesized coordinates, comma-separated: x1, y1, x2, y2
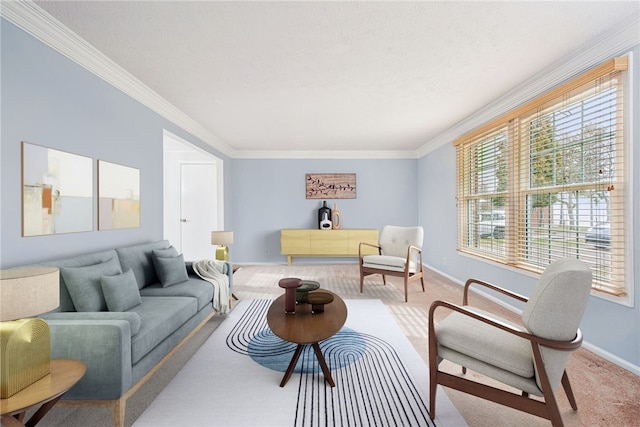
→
(192, 259, 230, 314)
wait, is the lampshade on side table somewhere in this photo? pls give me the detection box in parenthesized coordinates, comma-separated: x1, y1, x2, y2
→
(211, 231, 234, 261)
(0, 267, 60, 398)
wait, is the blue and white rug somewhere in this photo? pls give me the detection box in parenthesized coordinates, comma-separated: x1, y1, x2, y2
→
(133, 299, 467, 427)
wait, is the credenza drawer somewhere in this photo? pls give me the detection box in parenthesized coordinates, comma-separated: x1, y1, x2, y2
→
(280, 229, 378, 264)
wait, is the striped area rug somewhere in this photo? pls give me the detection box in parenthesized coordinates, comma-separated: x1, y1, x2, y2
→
(133, 298, 466, 427)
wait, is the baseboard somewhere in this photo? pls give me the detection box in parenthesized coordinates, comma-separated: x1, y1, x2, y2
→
(580, 342, 640, 376)
(425, 263, 640, 377)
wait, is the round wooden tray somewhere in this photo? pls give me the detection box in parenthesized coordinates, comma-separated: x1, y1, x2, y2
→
(296, 280, 320, 303)
(306, 291, 334, 313)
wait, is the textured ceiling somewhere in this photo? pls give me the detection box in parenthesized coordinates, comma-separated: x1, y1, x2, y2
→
(33, 1, 640, 155)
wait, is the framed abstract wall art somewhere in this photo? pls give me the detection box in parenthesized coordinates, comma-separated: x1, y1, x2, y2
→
(306, 173, 356, 199)
(98, 160, 140, 230)
(22, 141, 93, 236)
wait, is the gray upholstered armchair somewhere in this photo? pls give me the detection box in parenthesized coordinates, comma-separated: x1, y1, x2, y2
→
(428, 258, 592, 426)
(358, 225, 425, 302)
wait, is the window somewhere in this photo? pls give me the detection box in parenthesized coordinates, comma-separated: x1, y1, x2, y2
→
(455, 57, 630, 297)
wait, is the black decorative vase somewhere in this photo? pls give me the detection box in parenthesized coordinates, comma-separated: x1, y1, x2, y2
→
(318, 201, 332, 230)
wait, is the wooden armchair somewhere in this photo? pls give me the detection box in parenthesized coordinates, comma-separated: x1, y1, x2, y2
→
(358, 225, 425, 302)
(428, 258, 592, 426)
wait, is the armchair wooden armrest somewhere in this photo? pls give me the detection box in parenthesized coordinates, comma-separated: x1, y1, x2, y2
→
(359, 241, 381, 258)
(405, 245, 423, 269)
(463, 278, 529, 306)
(406, 245, 422, 257)
(428, 300, 583, 351)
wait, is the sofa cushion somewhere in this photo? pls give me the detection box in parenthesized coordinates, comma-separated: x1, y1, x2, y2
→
(152, 246, 179, 259)
(101, 269, 142, 312)
(152, 254, 189, 287)
(116, 240, 173, 289)
(34, 249, 119, 312)
(140, 277, 214, 311)
(60, 257, 122, 312)
(128, 296, 198, 363)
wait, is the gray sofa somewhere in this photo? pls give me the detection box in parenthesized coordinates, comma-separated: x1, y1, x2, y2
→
(31, 240, 232, 427)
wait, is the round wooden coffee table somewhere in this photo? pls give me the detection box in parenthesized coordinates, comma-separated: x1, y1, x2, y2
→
(0, 359, 86, 427)
(267, 290, 347, 387)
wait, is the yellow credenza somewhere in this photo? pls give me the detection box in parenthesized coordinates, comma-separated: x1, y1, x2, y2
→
(280, 229, 379, 265)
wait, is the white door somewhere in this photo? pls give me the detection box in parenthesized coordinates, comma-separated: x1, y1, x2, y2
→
(180, 163, 218, 261)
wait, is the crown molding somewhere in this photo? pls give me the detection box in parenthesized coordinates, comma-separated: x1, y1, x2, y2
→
(1, 0, 235, 157)
(416, 11, 640, 159)
(233, 149, 417, 160)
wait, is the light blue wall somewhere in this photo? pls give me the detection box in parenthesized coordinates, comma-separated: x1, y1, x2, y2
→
(1, 17, 637, 370)
(0, 19, 232, 267)
(231, 158, 418, 264)
(418, 45, 640, 369)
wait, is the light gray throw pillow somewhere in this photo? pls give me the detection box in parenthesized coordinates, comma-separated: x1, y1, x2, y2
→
(60, 256, 122, 312)
(101, 269, 142, 312)
(152, 246, 179, 258)
(152, 253, 189, 287)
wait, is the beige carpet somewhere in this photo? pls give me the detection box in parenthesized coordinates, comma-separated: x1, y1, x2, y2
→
(232, 263, 640, 427)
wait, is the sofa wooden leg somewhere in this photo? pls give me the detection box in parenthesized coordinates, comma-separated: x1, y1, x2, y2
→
(112, 398, 125, 427)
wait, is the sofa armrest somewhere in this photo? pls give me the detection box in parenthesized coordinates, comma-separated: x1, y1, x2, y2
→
(224, 261, 234, 296)
(41, 311, 141, 335)
(44, 319, 133, 400)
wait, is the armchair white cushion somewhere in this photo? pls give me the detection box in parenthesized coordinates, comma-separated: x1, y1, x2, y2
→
(361, 255, 420, 272)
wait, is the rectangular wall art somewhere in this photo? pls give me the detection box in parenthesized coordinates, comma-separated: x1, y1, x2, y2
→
(98, 160, 140, 230)
(22, 141, 93, 236)
(306, 173, 356, 199)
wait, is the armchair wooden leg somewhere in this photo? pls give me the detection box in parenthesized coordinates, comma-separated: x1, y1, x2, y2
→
(429, 360, 438, 420)
(545, 392, 564, 427)
(359, 273, 364, 293)
(420, 275, 425, 292)
(404, 280, 408, 302)
(532, 345, 565, 427)
(561, 371, 578, 411)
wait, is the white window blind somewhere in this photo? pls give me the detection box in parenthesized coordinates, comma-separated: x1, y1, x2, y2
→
(455, 57, 629, 296)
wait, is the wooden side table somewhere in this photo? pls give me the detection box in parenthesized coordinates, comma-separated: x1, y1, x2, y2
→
(1, 359, 86, 427)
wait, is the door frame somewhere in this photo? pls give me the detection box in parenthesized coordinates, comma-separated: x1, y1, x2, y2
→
(162, 130, 224, 254)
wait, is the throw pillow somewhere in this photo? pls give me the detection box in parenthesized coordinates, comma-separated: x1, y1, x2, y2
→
(152, 253, 189, 287)
(152, 246, 179, 258)
(60, 257, 122, 312)
(101, 269, 142, 312)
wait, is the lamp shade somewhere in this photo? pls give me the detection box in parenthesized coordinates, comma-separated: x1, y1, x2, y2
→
(0, 267, 60, 321)
(211, 231, 234, 245)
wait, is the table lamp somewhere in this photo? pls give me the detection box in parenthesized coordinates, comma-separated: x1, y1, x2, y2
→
(0, 267, 60, 398)
(211, 231, 234, 261)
